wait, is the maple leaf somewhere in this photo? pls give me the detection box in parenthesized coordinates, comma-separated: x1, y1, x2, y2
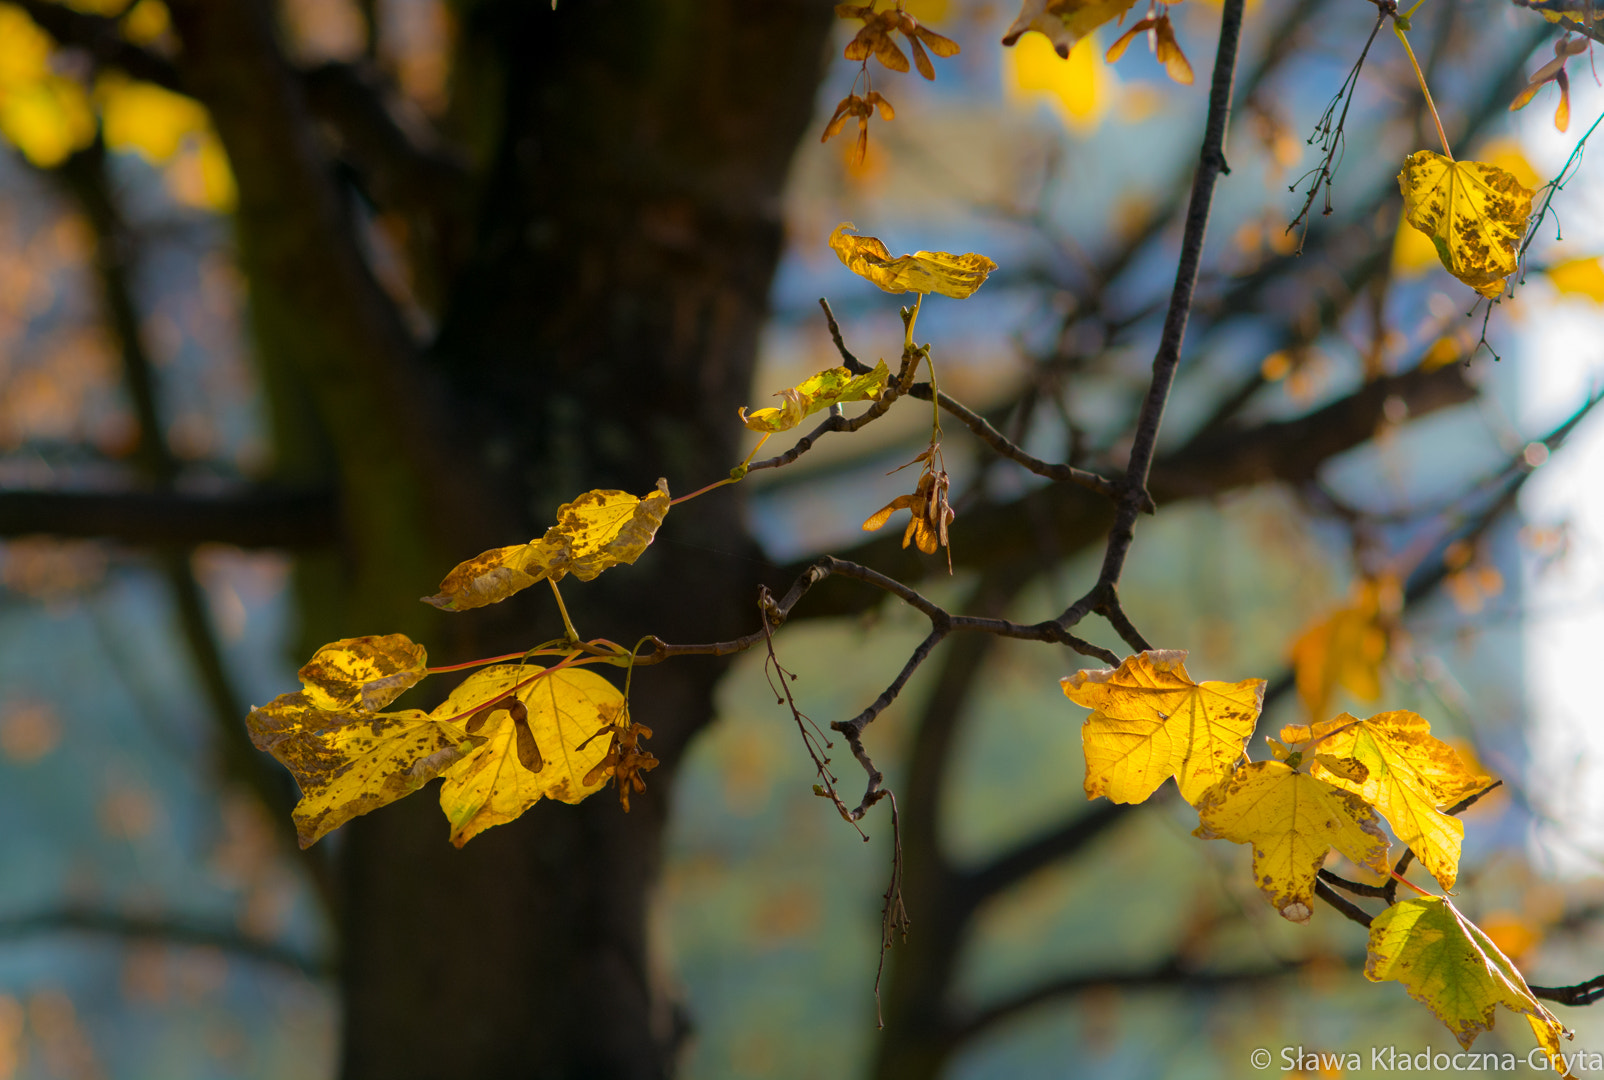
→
(246, 691, 479, 848)
(1281, 710, 1494, 890)
(829, 223, 997, 298)
(435, 664, 622, 846)
(1063, 650, 1265, 805)
(1398, 151, 1534, 298)
(1105, 14, 1193, 85)
(1194, 760, 1391, 923)
(297, 633, 428, 712)
(1366, 896, 1572, 1072)
(424, 479, 671, 611)
(1001, 0, 1141, 59)
(739, 361, 891, 433)
(1289, 576, 1395, 722)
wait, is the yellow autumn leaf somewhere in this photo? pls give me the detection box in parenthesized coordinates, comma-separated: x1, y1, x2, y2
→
(829, 223, 997, 299)
(246, 691, 478, 848)
(436, 664, 622, 845)
(738, 360, 890, 433)
(1366, 896, 1571, 1073)
(1194, 759, 1391, 923)
(1004, 31, 1112, 133)
(96, 73, 209, 163)
(1281, 710, 1494, 890)
(1398, 151, 1534, 299)
(1063, 649, 1265, 805)
(0, 5, 96, 168)
(297, 633, 429, 712)
(1001, 0, 1140, 59)
(1289, 577, 1394, 722)
(1546, 256, 1604, 302)
(424, 478, 671, 611)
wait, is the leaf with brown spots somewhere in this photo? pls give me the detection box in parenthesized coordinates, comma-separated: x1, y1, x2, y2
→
(424, 479, 671, 611)
(246, 691, 479, 848)
(1398, 151, 1534, 298)
(297, 633, 428, 712)
(436, 665, 622, 846)
(1193, 759, 1391, 922)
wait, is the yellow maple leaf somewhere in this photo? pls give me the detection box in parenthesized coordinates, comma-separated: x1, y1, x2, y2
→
(1398, 151, 1534, 299)
(1289, 578, 1394, 723)
(1194, 759, 1391, 922)
(246, 691, 478, 848)
(829, 223, 997, 299)
(1546, 256, 1604, 302)
(1281, 710, 1494, 890)
(738, 361, 890, 433)
(1063, 649, 1265, 805)
(436, 664, 621, 845)
(424, 479, 671, 611)
(1001, 0, 1140, 59)
(297, 633, 429, 712)
(1366, 896, 1572, 1073)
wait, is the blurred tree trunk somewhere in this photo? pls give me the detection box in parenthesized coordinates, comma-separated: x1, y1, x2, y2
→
(329, 3, 835, 1079)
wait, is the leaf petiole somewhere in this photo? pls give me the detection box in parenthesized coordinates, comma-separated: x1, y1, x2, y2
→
(549, 579, 581, 643)
(1392, 22, 1452, 159)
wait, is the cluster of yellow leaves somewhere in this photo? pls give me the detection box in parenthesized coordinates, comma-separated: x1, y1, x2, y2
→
(1062, 652, 1559, 1060)
(246, 633, 647, 847)
(739, 361, 890, 433)
(425, 479, 671, 611)
(1289, 575, 1397, 723)
(1398, 151, 1534, 298)
(829, 223, 997, 298)
(0, 4, 233, 208)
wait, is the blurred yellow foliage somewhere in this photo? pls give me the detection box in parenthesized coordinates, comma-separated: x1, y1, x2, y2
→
(1005, 30, 1112, 133)
(1546, 255, 1604, 302)
(0, 5, 94, 168)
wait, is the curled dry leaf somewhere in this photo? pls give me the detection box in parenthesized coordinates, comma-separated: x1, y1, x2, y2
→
(739, 361, 890, 433)
(1064, 649, 1265, 805)
(1002, 0, 1141, 58)
(1366, 897, 1572, 1073)
(297, 633, 428, 712)
(424, 479, 671, 611)
(1398, 151, 1534, 298)
(829, 223, 997, 298)
(1194, 759, 1391, 923)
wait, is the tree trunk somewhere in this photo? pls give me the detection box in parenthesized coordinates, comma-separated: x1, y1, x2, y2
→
(332, 3, 834, 1077)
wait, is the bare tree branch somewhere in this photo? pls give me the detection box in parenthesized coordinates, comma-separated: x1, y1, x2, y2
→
(0, 908, 328, 978)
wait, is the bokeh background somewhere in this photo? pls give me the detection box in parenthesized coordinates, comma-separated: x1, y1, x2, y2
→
(2, 0, 1604, 1077)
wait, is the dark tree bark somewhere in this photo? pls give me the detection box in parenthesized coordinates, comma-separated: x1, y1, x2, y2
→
(155, 1, 836, 1077)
